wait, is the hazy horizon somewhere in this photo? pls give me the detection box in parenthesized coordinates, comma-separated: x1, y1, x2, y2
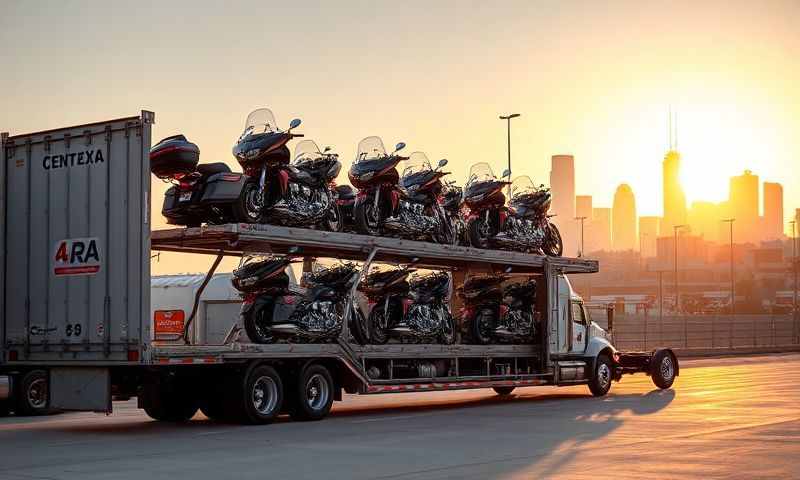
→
(3, 0, 799, 274)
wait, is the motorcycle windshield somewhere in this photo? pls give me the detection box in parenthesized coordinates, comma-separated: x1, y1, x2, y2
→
(511, 176, 536, 198)
(355, 136, 388, 163)
(293, 139, 324, 165)
(466, 162, 497, 187)
(239, 108, 280, 142)
(401, 152, 433, 177)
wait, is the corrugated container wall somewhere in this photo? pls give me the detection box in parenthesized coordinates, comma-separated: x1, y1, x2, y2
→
(1, 112, 153, 363)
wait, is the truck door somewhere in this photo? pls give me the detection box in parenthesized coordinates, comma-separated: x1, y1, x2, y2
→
(570, 301, 588, 354)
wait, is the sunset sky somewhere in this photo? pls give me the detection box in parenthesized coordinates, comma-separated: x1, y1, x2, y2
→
(2, 0, 798, 274)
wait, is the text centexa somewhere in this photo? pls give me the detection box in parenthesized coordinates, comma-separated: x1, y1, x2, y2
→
(42, 149, 105, 170)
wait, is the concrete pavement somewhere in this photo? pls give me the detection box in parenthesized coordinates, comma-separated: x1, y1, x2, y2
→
(0, 354, 798, 479)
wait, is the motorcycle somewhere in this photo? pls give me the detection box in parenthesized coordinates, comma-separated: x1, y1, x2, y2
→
(151, 135, 250, 226)
(458, 275, 538, 344)
(383, 152, 455, 243)
(462, 163, 563, 255)
(347, 136, 408, 236)
(440, 181, 466, 246)
(233, 255, 367, 344)
(334, 184, 356, 232)
(232, 109, 341, 230)
(359, 267, 455, 344)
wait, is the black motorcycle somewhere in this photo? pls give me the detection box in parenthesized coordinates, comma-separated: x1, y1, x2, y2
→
(359, 267, 455, 344)
(151, 135, 250, 226)
(462, 165, 562, 255)
(459, 275, 538, 344)
(440, 181, 466, 246)
(231, 109, 340, 230)
(347, 136, 408, 235)
(335, 184, 356, 232)
(233, 255, 367, 344)
(383, 152, 455, 243)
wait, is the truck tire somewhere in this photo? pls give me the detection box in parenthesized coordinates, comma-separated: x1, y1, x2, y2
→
(16, 370, 51, 416)
(493, 386, 515, 396)
(289, 364, 334, 421)
(651, 350, 677, 389)
(141, 379, 199, 422)
(0, 399, 10, 417)
(588, 354, 613, 397)
(228, 365, 283, 425)
(199, 390, 226, 421)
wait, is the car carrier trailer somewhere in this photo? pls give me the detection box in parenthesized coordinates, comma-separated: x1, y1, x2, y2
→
(0, 111, 678, 423)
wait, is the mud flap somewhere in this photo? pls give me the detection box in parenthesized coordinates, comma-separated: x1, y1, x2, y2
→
(49, 367, 111, 413)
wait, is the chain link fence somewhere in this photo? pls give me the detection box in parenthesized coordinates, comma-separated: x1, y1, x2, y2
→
(603, 313, 800, 351)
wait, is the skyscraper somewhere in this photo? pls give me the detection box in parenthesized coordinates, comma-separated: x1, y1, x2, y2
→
(729, 170, 760, 242)
(639, 216, 660, 257)
(592, 207, 612, 252)
(662, 149, 687, 232)
(576, 195, 593, 219)
(550, 155, 576, 254)
(612, 184, 637, 251)
(763, 182, 783, 240)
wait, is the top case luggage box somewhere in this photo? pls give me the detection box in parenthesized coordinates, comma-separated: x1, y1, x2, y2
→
(150, 134, 200, 178)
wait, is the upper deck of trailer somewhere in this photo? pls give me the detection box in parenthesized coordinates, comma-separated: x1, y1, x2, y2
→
(151, 224, 599, 275)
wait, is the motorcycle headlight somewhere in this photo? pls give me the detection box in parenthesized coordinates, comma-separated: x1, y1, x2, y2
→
(360, 172, 375, 181)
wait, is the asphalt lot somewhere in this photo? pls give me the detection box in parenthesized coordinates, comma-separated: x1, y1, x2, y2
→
(0, 354, 798, 480)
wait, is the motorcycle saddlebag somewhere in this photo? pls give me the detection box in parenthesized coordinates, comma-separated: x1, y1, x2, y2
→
(200, 172, 246, 204)
(150, 135, 200, 178)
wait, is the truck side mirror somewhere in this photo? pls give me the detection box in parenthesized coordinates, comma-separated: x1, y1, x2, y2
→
(606, 304, 615, 332)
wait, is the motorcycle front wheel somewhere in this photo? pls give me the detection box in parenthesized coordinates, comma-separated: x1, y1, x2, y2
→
(472, 308, 495, 345)
(439, 312, 456, 345)
(233, 178, 263, 224)
(324, 200, 344, 233)
(543, 222, 564, 257)
(353, 195, 383, 236)
(243, 301, 275, 344)
(466, 216, 495, 249)
(349, 304, 369, 345)
(367, 306, 390, 345)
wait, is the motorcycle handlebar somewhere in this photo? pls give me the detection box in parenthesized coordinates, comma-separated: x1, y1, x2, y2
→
(291, 133, 305, 138)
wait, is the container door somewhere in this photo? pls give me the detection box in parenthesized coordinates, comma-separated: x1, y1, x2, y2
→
(2, 112, 154, 363)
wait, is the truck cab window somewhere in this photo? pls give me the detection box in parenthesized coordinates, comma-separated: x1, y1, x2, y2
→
(571, 302, 586, 325)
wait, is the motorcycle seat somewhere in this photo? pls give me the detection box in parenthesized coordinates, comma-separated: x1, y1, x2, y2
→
(197, 162, 232, 176)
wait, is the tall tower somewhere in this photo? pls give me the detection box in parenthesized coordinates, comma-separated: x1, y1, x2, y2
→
(639, 216, 660, 257)
(662, 109, 687, 232)
(729, 170, 760, 242)
(763, 182, 783, 240)
(550, 155, 576, 255)
(612, 184, 637, 251)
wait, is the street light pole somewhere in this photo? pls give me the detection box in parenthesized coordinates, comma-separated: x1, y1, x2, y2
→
(791, 220, 798, 342)
(499, 113, 520, 198)
(673, 224, 687, 314)
(575, 216, 586, 257)
(722, 219, 735, 316)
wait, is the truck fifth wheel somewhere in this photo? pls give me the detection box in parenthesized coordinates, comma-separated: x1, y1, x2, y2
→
(0, 111, 678, 423)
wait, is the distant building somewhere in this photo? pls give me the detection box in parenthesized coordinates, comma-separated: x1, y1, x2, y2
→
(639, 216, 660, 257)
(576, 195, 593, 219)
(729, 170, 760, 243)
(763, 182, 783, 240)
(590, 207, 612, 252)
(550, 155, 576, 255)
(688, 201, 720, 242)
(662, 149, 687, 232)
(612, 184, 637, 251)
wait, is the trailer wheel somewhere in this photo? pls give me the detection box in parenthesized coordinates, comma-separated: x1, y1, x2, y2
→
(289, 364, 334, 421)
(588, 354, 613, 397)
(16, 370, 51, 416)
(651, 350, 677, 389)
(141, 379, 199, 422)
(230, 365, 283, 425)
(493, 387, 515, 396)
